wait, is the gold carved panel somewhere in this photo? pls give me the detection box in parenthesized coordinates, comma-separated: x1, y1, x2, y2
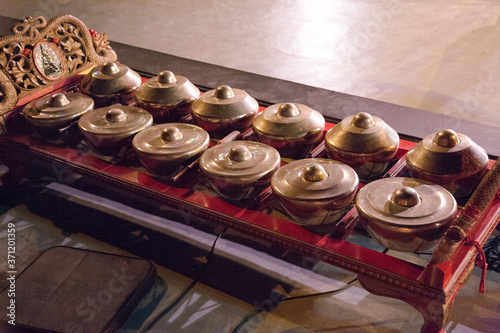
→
(0, 15, 118, 116)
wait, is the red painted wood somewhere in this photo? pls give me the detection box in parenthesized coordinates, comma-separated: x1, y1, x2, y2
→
(0, 124, 426, 280)
(15, 74, 86, 108)
(5, 88, 498, 293)
(2, 75, 499, 333)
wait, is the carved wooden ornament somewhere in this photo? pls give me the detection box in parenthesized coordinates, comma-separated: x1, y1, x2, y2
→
(0, 15, 118, 116)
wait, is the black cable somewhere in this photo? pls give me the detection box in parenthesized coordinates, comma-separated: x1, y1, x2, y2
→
(415, 252, 433, 256)
(140, 227, 227, 332)
(282, 278, 358, 301)
(231, 277, 358, 333)
(231, 308, 264, 333)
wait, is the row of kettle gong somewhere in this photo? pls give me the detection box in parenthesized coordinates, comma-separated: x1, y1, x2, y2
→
(21, 62, 489, 253)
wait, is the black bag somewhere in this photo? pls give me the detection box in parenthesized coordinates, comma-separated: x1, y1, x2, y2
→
(0, 246, 157, 332)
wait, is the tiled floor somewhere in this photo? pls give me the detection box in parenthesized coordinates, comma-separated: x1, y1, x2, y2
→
(3, 0, 500, 128)
(1, 1, 500, 332)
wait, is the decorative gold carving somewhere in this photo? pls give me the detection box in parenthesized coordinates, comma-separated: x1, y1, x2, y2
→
(12, 16, 48, 38)
(61, 37, 85, 73)
(89, 28, 113, 57)
(0, 70, 17, 115)
(0, 15, 117, 116)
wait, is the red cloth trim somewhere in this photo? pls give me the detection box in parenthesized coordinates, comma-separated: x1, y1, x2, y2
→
(465, 235, 487, 294)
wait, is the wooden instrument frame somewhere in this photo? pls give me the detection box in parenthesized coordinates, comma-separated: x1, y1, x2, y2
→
(1, 15, 499, 333)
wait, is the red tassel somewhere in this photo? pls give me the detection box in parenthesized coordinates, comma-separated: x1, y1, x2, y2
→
(465, 236, 488, 294)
